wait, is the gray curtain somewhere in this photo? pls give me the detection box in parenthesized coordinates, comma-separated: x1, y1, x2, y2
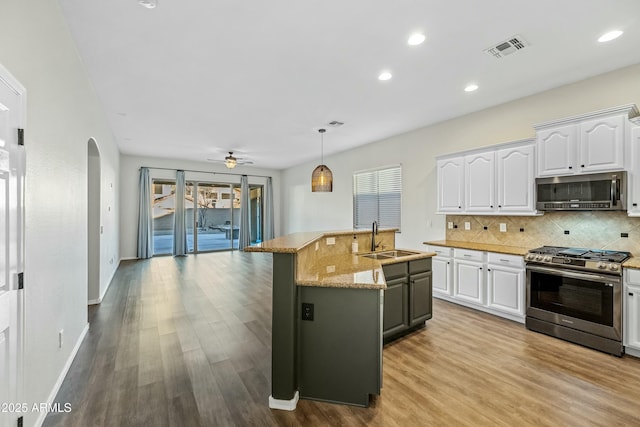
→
(173, 170, 187, 256)
(264, 176, 274, 241)
(137, 167, 153, 259)
(238, 175, 251, 250)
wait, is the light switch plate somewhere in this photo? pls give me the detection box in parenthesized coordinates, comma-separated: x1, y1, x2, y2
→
(326, 265, 335, 273)
(326, 237, 335, 245)
(464, 222, 470, 230)
(448, 222, 453, 230)
(499, 223, 507, 232)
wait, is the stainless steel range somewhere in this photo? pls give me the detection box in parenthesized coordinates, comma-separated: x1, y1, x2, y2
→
(525, 246, 631, 356)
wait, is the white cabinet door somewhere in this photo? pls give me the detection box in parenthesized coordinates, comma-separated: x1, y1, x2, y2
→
(628, 125, 640, 216)
(454, 260, 484, 305)
(496, 143, 535, 213)
(537, 124, 577, 177)
(487, 264, 524, 316)
(624, 285, 640, 350)
(464, 152, 495, 212)
(437, 157, 464, 213)
(432, 256, 452, 296)
(579, 115, 625, 173)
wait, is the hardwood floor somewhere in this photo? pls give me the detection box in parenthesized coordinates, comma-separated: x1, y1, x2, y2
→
(44, 252, 640, 426)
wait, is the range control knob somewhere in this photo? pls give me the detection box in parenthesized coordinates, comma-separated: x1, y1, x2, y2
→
(543, 256, 552, 262)
(535, 255, 542, 261)
(609, 264, 619, 271)
(597, 262, 607, 269)
(525, 254, 533, 261)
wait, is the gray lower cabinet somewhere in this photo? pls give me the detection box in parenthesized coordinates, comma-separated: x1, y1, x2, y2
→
(383, 258, 432, 341)
(297, 286, 382, 407)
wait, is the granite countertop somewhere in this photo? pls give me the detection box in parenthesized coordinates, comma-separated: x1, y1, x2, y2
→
(296, 249, 436, 290)
(623, 258, 640, 269)
(245, 231, 434, 289)
(243, 231, 324, 253)
(424, 240, 530, 256)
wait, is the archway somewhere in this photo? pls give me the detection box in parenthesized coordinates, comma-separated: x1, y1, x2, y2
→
(88, 138, 101, 304)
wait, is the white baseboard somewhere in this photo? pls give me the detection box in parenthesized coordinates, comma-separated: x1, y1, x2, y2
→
(269, 391, 299, 411)
(35, 323, 89, 427)
(88, 258, 121, 306)
(625, 347, 640, 358)
(119, 256, 138, 261)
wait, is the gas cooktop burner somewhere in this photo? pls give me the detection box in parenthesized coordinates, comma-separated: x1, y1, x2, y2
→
(526, 246, 631, 274)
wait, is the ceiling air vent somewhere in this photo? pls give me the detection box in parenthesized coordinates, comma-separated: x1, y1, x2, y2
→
(327, 121, 344, 128)
(484, 35, 529, 59)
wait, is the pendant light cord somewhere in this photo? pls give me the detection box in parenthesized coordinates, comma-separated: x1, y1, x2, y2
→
(319, 128, 326, 166)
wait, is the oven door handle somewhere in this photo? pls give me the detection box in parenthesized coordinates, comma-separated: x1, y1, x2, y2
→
(526, 265, 621, 284)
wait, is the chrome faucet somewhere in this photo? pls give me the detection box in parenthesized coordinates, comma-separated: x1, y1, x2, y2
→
(371, 221, 380, 251)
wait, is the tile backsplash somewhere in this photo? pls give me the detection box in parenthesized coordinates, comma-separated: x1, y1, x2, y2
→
(445, 212, 640, 255)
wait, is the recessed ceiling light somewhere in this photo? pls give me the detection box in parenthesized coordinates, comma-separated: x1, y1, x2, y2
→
(378, 71, 392, 81)
(598, 30, 623, 43)
(464, 84, 479, 92)
(408, 33, 426, 46)
(138, 0, 157, 9)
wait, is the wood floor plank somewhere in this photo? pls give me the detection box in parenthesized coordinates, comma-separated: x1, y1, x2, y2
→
(44, 251, 640, 427)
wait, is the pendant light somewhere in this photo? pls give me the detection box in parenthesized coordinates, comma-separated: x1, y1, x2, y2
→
(311, 128, 333, 192)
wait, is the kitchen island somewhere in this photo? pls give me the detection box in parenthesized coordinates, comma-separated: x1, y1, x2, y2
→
(245, 230, 434, 409)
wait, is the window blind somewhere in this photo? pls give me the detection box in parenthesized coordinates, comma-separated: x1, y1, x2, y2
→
(353, 165, 402, 230)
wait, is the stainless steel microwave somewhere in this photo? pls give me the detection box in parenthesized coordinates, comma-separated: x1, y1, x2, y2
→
(536, 171, 626, 211)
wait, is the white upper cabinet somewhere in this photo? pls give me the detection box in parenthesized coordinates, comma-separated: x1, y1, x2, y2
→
(579, 115, 625, 172)
(464, 152, 495, 213)
(436, 139, 537, 215)
(628, 123, 640, 216)
(436, 156, 464, 213)
(496, 143, 535, 213)
(536, 105, 637, 177)
(536, 124, 576, 176)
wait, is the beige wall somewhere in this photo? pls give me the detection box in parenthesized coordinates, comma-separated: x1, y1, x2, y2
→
(281, 63, 640, 251)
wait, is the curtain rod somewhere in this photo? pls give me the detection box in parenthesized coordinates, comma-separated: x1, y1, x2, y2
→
(140, 166, 272, 179)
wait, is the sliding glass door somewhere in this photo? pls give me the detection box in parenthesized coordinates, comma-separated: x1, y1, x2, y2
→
(152, 178, 263, 255)
(152, 180, 176, 255)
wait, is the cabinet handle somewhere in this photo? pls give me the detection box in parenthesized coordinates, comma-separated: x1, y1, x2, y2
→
(488, 268, 491, 272)
(633, 203, 638, 207)
(498, 205, 502, 208)
(630, 292, 635, 296)
(479, 267, 482, 271)
(463, 254, 472, 258)
(568, 166, 573, 169)
(447, 262, 450, 265)
(458, 206, 461, 209)
(499, 258, 510, 262)
(581, 165, 585, 168)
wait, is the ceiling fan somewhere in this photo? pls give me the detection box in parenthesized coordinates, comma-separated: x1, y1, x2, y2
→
(207, 151, 253, 169)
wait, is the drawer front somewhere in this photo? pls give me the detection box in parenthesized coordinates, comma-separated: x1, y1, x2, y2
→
(454, 248, 484, 263)
(427, 245, 453, 257)
(487, 252, 524, 268)
(409, 258, 432, 274)
(382, 262, 408, 280)
(626, 268, 640, 286)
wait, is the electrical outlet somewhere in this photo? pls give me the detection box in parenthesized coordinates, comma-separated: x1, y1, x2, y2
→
(621, 232, 629, 238)
(447, 222, 453, 229)
(301, 303, 314, 321)
(58, 330, 64, 349)
(315, 241, 319, 251)
(499, 223, 507, 232)
(326, 237, 335, 245)
(326, 265, 335, 273)
(464, 222, 471, 230)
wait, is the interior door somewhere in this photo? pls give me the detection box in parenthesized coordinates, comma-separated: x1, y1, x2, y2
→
(0, 64, 25, 427)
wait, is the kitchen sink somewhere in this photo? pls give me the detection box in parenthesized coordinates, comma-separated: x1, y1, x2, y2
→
(359, 250, 421, 260)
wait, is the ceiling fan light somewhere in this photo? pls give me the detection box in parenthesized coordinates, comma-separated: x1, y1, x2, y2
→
(225, 158, 237, 169)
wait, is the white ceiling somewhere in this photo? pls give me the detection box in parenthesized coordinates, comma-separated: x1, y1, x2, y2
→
(58, 0, 640, 170)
